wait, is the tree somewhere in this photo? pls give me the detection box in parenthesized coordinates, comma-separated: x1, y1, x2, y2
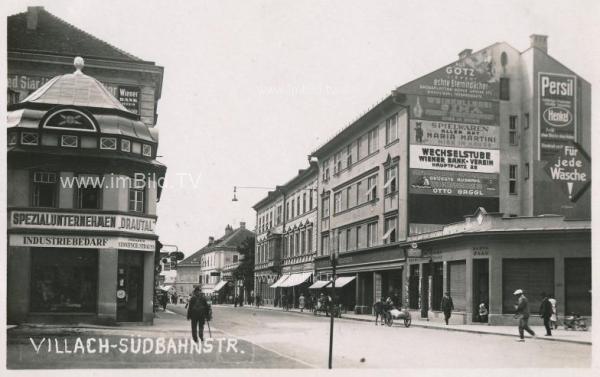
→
(233, 236, 255, 301)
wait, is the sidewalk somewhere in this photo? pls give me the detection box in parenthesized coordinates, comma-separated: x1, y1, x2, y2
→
(222, 304, 592, 345)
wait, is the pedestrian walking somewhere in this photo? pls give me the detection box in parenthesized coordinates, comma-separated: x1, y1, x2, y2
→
(548, 294, 558, 329)
(281, 293, 288, 311)
(513, 289, 536, 342)
(478, 302, 489, 323)
(299, 293, 306, 312)
(539, 292, 553, 336)
(441, 291, 454, 325)
(256, 294, 261, 308)
(187, 286, 212, 343)
(160, 292, 168, 311)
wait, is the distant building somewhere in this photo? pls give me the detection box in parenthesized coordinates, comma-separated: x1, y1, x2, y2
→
(175, 223, 254, 302)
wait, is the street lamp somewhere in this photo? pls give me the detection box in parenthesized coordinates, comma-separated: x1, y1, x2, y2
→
(231, 186, 276, 202)
(328, 250, 339, 369)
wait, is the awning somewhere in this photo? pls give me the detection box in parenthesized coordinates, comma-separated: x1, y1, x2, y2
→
(308, 280, 332, 289)
(270, 274, 290, 288)
(382, 227, 395, 241)
(333, 276, 356, 288)
(213, 280, 228, 292)
(279, 272, 313, 287)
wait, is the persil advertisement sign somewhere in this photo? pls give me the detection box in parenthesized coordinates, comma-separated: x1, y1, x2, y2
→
(410, 145, 500, 174)
(539, 72, 577, 159)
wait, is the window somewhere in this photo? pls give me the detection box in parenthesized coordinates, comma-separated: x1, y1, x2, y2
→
(21, 132, 39, 145)
(383, 217, 397, 244)
(358, 135, 367, 160)
(233, 255, 238, 263)
(333, 151, 343, 174)
(525, 163, 530, 180)
(322, 234, 330, 256)
(334, 192, 342, 214)
(346, 144, 353, 166)
(291, 199, 295, 218)
(368, 127, 378, 154)
(509, 165, 518, 195)
(78, 182, 100, 209)
(367, 175, 378, 201)
(8, 132, 18, 146)
(100, 137, 117, 150)
(524, 113, 530, 130)
(276, 205, 282, 224)
(296, 195, 301, 215)
(322, 159, 330, 181)
(307, 228, 313, 253)
(61, 135, 78, 148)
(356, 225, 364, 249)
(301, 230, 306, 254)
(309, 190, 313, 210)
(346, 228, 353, 251)
(32, 172, 57, 207)
(384, 165, 397, 195)
(356, 181, 363, 204)
(338, 229, 345, 252)
(142, 144, 152, 157)
(509, 116, 518, 146)
(385, 113, 398, 144)
(295, 232, 300, 256)
(287, 202, 290, 220)
(367, 222, 378, 247)
(322, 196, 330, 218)
(347, 185, 356, 208)
(121, 139, 131, 152)
(129, 178, 145, 213)
(302, 193, 306, 213)
(290, 233, 295, 256)
(500, 78, 510, 100)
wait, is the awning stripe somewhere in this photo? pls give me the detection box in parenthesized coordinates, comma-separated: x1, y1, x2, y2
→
(270, 274, 290, 288)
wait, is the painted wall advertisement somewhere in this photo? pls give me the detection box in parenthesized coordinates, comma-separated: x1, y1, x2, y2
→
(544, 142, 590, 202)
(407, 95, 498, 125)
(410, 169, 499, 197)
(538, 72, 577, 159)
(117, 86, 141, 114)
(410, 119, 499, 149)
(410, 145, 500, 174)
(398, 49, 499, 100)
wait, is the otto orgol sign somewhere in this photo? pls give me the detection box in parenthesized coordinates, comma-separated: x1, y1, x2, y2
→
(545, 142, 591, 202)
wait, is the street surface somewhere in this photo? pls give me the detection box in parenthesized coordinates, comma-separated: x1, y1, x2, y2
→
(7, 305, 591, 368)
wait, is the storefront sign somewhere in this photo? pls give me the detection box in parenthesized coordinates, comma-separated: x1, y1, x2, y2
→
(410, 120, 499, 149)
(118, 86, 141, 114)
(400, 49, 499, 100)
(9, 234, 155, 252)
(9, 211, 156, 235)
(410, 169, 499, 197)
(407, 95, 498, 125)
(410, 145, 500, 173)
(538, 73, 577, 159)
(544, 142, 591, 202)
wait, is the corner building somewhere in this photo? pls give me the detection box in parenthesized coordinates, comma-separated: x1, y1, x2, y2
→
(6, 7, 165, 324)
(312, 35, 591, 324)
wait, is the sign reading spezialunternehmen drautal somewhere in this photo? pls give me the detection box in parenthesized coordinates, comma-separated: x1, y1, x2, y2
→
(544, 141, 590, 202)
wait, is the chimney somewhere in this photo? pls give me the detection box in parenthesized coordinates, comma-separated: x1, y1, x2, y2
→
(458, 49, 473, 60)
(27, 6, 43, 31)
(208, 236, 215, 245)
(240, 222, 246, 229)
(530, 34, 548, 54)
(225, 224, 233, 235)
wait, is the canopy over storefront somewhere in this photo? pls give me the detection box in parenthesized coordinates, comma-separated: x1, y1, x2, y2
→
(333, 276, 356, 288)
(308, 280, 331, 289)
(213, 280, 228, 292)
(279, 272, 312, 288)
(270, 274, 290, 288)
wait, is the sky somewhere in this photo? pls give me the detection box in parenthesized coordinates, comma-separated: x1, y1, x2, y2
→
(3, 0, 600, 256)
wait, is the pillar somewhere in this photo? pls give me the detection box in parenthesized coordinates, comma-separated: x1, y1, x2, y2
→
(97, 248, 118, 324)
(554, 256, 565, 317)
(488, 254, 503, 325)
(7, 246, 31, 323)
(465, 257, 473, 324)
(143, 251, 155, 322)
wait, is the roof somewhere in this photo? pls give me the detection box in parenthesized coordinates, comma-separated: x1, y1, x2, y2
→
(179, 226, 255, 265)
(8, 7, 143, 62)
(253, 162, 318, 210)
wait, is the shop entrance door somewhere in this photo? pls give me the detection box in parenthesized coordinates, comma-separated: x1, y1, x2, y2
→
(472, 259, 489, 322)
(117, 251, 144, 322)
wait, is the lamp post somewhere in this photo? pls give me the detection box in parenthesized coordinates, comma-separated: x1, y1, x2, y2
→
(328, 250, 338, 369)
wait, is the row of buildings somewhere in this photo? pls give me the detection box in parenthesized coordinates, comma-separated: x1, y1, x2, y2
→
(252, 35, 591, 325)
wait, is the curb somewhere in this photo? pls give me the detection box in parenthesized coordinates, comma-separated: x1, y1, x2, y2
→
(219, 305, 591, 346)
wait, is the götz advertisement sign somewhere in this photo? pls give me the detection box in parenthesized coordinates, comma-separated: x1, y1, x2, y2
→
(538, 72, 577, 159)
(410, 120, 499, 149)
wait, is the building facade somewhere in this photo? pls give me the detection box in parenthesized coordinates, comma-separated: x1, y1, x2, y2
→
(286, 35, 589, 323)
(6, 7, 166, 325)
(175, 223, 254, 302)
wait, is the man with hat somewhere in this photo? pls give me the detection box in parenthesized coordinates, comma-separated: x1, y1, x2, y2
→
(513, 289, 536, 342)
(187, 286, 212, 343)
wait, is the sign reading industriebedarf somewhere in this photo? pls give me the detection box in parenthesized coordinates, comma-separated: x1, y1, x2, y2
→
(539, 72, 577, 159)
(544, 142, 590, 202)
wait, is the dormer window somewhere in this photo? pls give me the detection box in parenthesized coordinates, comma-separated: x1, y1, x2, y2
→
(142, 144, 152, 157)
(100, 137, 117, 150)
(21, 132, 39, 145)
(61, 135, 78, 148)
(121, 139, 131, 152)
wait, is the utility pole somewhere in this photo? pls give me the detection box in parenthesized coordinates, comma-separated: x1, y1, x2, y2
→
(328, 250, 338, 369)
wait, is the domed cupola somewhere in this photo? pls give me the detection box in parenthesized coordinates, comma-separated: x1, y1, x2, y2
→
(7, 57, 157, 159)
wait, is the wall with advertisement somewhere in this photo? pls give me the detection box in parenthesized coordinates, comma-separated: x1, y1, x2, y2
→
(410, 169, 498, 197)
(410, 120, 499, 149)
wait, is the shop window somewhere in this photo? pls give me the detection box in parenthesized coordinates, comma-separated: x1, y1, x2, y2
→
(32, 172, 57, 207)
(142, 144, 152, 157)
(384, 165, 397, 195)
(21, 132, 39, 145)
(61, 135, 78, 148)
(509, 116, 518, 146)
(100, 137, 117, 150)
(8, 132, 18, 146)
(385, 113, 398, 145)
(509, 165, 518, 195)
(78, 181, 100, 209)
(121, 139, 131, 152)
(499, 78, 510, 100)
(30, 248, 98, 313)
(383, 217, 397, 244)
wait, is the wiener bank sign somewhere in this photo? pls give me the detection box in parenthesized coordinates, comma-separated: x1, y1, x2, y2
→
(8, 210, 156, 235)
